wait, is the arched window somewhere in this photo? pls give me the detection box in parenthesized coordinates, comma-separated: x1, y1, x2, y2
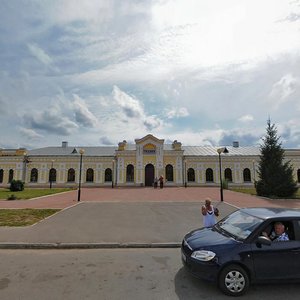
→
(30, 168, 38, 182)
(126, 164, 134, 182)
(297, 169, 300, 183)
(86, 168, 94, 182)
(206, 168, 214, 182)
(0, 169, 3, 183)
(165, 164, 173, 182)
(224, 168, 232, 182)
(187, 168, 195, 182)
(8, 169, 14, 183)
(49, 168, 56, 182)
(243, 168, 251, 182)
(105, 168, 112, 182)
(67, 168, 75, 182)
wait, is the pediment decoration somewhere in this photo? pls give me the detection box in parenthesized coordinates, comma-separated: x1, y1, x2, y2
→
(143, 143, 156, 154)
(135, 134, 164, 145)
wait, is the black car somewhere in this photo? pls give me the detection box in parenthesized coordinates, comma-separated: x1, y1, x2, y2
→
(181, 207, 300, 296)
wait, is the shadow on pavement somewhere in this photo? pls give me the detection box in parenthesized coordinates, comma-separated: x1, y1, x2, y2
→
(174, 267, 300, 300)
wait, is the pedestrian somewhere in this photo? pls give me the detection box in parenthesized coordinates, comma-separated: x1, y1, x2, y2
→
(201, 198, 219, 227)
(154, 177, 158, 188)
(159, 175, 164, 189)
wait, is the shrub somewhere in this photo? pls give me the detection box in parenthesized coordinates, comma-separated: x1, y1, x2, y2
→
(7, 194, 17, 200)
(10, 180, 24, 192)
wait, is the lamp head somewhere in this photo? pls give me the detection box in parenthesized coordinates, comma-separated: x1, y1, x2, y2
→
(217, 147, 229, 154)
(79, 149, 85, 155)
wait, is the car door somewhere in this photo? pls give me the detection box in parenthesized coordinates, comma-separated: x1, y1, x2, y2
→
(250, 220, 300, 281)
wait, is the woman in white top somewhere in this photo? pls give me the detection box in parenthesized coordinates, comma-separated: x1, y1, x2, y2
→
(201, 198, 219, 227)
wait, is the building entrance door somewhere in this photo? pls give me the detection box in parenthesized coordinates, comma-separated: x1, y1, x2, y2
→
(145, 164, 154, 186)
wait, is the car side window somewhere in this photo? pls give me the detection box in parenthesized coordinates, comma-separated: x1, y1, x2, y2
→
(261, 221, 292, 242)
(294, 220, 300, 241)
(284, 222, 294, 240)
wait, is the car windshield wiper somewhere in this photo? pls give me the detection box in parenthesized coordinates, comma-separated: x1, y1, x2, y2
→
(214, 223, 230, 236)
(214, 224, 239, 240)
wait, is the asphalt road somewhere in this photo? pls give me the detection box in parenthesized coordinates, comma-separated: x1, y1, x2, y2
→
(0, 249, 299, 300)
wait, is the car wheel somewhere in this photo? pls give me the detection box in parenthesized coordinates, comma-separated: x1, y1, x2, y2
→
(218, 264, 249, 296)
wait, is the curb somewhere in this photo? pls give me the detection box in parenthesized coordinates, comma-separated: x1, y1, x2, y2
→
(0, 242, 181, 250)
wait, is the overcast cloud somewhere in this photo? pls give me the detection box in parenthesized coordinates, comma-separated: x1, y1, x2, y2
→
(0, 0, 300, 149)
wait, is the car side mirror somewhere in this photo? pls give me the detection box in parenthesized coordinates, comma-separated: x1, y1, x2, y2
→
(257, 236, 272, 246)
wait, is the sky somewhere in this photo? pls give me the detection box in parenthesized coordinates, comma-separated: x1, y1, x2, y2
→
(1, 0, 300, 150)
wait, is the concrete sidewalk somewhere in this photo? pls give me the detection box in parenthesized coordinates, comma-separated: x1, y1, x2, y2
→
(0, 187, 299, 249)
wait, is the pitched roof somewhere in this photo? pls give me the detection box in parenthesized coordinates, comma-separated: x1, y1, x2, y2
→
(27, 144, 260, 157)
(28, 146, 117, 157)
(182, 146, 260, 156)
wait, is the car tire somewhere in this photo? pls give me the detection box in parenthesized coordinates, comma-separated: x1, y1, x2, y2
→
(218, 264, 249, 296)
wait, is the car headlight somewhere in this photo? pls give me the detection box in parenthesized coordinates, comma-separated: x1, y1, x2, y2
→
(191, 250, 216, 261)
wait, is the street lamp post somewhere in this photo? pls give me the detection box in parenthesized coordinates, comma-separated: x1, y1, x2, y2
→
(217, 147, 229, 202)
(112, 160, 114, 188)
(184, 160, 187, 188)
(77, 149, 85, 202)
(23, 155, 30, 183)
(252, 160, 256, 187)
(49, 160, 54, 189)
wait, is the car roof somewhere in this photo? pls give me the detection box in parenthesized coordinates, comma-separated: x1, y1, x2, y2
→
(240, 207, 300, 219)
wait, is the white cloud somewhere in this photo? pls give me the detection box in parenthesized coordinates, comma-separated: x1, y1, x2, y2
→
(144, 115, 163, 131)
(1, 0, 300, 149)
(19, 128, 43, 140)
(166, 107, 189, 119)
(276, 118, 300, 148)
(151, 0, 300, 68)
(269, 74, 299, 108)
(95, 86, 165, 139)
(23, 104, 78, 136)
(72, 95, 98, 127)
(112, 86, 144, 118)
(162, 129, 224, 146)
(238, 114, 254, 122)
(27, 43, 52, 66)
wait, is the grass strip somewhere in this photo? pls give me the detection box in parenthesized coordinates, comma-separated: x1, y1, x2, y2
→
(230, 187, 300, 198)
(0, 188, 73, 200)
(0, 209, 60, 226)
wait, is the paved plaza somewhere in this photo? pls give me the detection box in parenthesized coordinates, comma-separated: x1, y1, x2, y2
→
(0, 187, 299, 248)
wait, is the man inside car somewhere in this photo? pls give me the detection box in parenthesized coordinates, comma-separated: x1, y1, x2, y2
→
(262, 221, 289, 242)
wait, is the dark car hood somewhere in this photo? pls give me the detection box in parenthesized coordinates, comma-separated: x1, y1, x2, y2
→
(184, 227, 237, 250)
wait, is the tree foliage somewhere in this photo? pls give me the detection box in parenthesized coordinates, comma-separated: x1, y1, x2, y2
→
(256, 119, 298, 197)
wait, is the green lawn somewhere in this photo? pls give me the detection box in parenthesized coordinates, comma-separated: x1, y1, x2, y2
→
(0, 188, 73, 200)
(0, 209, 60, 226)
(229, 187, 257, 196)
(230, 187, 300, 198)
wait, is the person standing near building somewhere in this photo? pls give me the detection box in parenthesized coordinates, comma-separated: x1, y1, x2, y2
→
(159, 175, 164, 189)
(201, 198, 219, 227)
(154, 177, 158, 188)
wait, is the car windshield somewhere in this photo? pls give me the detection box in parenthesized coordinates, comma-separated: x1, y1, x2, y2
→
(216, 210, 264, 241)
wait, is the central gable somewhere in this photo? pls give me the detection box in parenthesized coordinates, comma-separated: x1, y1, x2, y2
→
(134, 134, 164, 145)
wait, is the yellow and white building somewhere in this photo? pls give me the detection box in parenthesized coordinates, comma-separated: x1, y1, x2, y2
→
(1, 134, 300, 188)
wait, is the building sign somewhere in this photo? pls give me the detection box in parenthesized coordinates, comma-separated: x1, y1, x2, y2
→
(143, 143, 156, 154)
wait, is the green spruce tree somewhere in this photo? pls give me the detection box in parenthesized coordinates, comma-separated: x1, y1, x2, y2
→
(256, 119, 298, 198)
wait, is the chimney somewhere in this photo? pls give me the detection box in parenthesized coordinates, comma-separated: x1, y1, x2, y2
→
(232, 141, 239, 148)
(62, 141, 68, 148)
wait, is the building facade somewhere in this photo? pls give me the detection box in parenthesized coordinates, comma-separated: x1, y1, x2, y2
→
(1, 134, 300, 188)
